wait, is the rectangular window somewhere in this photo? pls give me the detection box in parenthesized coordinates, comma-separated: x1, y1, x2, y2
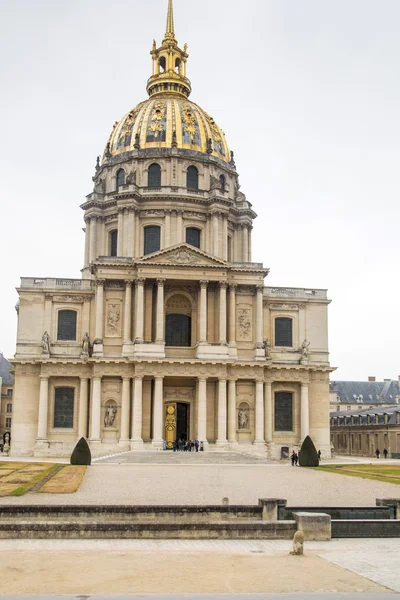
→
(274, 391, 293, 431)
(6, 404, 12, 413)
(275, 318, 293, 347)
(7, 389, 12, 397)
(54, 388, 74, 428)
(57, 310, 77, 341)
(144, 226, 161, 255)
(5, 418, 11, 428)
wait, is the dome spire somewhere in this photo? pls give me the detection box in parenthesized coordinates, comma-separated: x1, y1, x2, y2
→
(164, 0, 175, 41)
(147, 0, 191, 98)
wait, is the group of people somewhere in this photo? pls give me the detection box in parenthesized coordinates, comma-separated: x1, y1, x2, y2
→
(375, 448, 389, 459)
(290, 448, 322, 466)
(173, 439, 200, 452)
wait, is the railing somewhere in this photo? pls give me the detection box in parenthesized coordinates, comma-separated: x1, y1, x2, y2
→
(264, 287, 327, 300)
(20, 278, 95, 291)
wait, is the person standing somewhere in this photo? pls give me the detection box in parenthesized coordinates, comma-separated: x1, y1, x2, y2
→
(383, 448, 388, 459)
(294, 452, 299, 466)
(375, 448, 380, 459)
(290, 451, 296, 466)
(317, 450, 322, 460)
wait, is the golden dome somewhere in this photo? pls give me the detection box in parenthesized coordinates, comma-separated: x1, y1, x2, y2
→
(105, 97, 230, 163)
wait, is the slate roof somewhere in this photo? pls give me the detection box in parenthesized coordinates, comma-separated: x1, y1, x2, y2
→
(0, 353, 13, 386)
(330, 380, 400, 405)
(331, 405, 400, 426)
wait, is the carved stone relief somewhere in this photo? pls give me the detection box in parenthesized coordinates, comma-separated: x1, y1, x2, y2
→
(105, 301, 122, 337)
(237, 306, 252, 341)
(164, 388, 195, 401)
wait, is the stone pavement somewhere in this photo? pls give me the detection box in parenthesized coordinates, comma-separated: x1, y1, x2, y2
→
(0, 539, 399, 594)
(1, 452, 399, 506)
(2, 596, 400, 600)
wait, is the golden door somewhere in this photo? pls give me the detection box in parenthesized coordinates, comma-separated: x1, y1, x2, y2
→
(165, 402, 177, 449)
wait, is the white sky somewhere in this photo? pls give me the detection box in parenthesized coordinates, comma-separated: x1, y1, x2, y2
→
(0, 0, 399, 381)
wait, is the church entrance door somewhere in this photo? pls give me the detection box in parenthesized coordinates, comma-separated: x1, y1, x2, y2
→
(165, 402, 190, 449)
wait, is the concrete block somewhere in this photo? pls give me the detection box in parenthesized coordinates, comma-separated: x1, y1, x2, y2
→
(293, 511, 331, 541)
(376, 498, 400, 519)
(258, 498, 287, 521)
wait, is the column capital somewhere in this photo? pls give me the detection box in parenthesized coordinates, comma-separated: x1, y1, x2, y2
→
(92, 375, 102, 381)
(198, 377, 208, 383)
(256, 285, 264, 293)
(39, 375, 49, 381)
(133, 375, 144, 381)
(96, 279, 105, 287)
(124, 279, 133, 288)
(122, 376, 131, 382)
(229, 284, 237, 292)
(218, 378, 227, 384)
(79, 376, 89, 382)
(156, 278, 166, 286)
(154, 375, 164, 382)
(135, 278, 146, 287)
(219, 282, 228, 290)
(199, 280, 209, 289)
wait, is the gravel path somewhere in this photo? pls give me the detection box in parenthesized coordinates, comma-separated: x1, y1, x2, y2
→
(0, 457, 399, 506)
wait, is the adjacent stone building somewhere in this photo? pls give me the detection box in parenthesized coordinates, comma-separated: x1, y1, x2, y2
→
(10, 0, 333, 459)
(0, 353, 13, 442)
(330, 377, 400, 412)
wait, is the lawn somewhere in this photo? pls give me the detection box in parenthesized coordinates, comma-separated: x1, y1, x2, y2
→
(0, 462, 86, 496)
(316, 463, 400, 485)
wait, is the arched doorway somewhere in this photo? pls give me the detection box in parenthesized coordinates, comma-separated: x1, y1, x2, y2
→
(165, 293, 193, 347)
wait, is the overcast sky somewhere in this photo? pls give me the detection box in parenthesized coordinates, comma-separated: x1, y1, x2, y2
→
(1, 0, 399, 381)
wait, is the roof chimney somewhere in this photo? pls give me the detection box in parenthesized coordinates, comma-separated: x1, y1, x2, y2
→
(368, 376, 376, 382)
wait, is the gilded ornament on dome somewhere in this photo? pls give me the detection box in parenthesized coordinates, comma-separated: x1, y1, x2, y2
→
(117, 108, 138, 149)
(147, 100, 167, 141)
(181, 102, 199, 144)
(204, 111, 225, 155)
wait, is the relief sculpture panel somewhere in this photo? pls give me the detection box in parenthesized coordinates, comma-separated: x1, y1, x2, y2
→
(237, 305, 252, 341)
(105, 300, 122, 337)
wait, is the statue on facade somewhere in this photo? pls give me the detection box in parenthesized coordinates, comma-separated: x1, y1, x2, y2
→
(238, 408, 249, 430)
(134, 133, 140, 150)
(104, 405, 117, 428)
(41, 331, 50, 355)
(209, 175, 220, 191)
(94, 177, 105, 194)
(264, 338, 271, 360)
(126, 170, 136, 185)
(183, 43, 188, 53)
(82, 332, 90, 356)
(300, 339, 310, 364)
(152, 39, 157, 51)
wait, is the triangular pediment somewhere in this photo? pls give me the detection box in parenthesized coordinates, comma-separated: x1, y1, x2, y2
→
(136, 243, 227, 268)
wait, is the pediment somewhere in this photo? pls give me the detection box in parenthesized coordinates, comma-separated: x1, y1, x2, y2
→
(136, 244, 227, 268)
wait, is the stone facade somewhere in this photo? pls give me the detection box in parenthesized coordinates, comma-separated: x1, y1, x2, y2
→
(10, 0, 333, 459)
(0, 353, 13, 442)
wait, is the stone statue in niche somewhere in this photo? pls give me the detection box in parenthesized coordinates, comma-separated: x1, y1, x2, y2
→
(107, 304, 121, 335)
(238, 408, 249, 430)
(104, 405, 117, 428)
(41, 331, 50, 355)
(82, 332, 90, 356)
(94, 177, 105, 194)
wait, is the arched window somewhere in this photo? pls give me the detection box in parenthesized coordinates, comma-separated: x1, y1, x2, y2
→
(57, 310, 77, 341)
(186, 166, 199, 190)
(219, 174, 226, 191)
(144, 225, 161, 255)
(110, 230, 118, 257)
(274, 392, 293, 431)
(186, 227, 201, 248)
(116, 168, 125, 191)
(159, 56, 166, 72)
(54, 387, 74, 429)
(166, 314, 192, 347)
(148, 163, 161, 187)
(175, 58, 181, 74)
(275, 317, 293, 347)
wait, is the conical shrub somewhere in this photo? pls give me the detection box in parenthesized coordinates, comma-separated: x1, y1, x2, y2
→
(299, 435, 319, 467)
(70, 437, 91, 466)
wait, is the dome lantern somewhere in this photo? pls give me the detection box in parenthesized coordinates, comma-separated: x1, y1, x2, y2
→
(147, 0, 191, 99)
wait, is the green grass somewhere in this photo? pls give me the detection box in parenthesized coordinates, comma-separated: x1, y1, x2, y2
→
(314, 464, 400, 485)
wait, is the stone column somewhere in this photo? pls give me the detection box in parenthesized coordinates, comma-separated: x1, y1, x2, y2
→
(212, 213, 219, 256)
(127, 210, 135, 256)
(156, 279, 166, 344)
(134, 278, 145, 343)
(152, 376, 164, 447)
(78, 377, 89, 439)
(37, 376, 49, 440)
(89, 217, 97, 263)
(198, 377, 208, 443)
(222, 214, 228, 261)
(216, 379, 228, 444)
(228, 379, 237, 443)
(122, 280, 133, 354)
(90, 376, 102, 441)
(177, 210, 183, 244)
(228, 284, 237, 348)
(199, 280, 208, 343)
(242, 225, 249, 262)
(84, 218, 90, 266)
(120, 377, 131, 443)
(248, 226, 253, 262)
(219, 282, 227, 345)
(264, 382, 273, 444)
(254, 380, 265, 444)
(131, 376, 143, 447)
(165, 210, 171, 248)
(93, 279, 105, 355)
(135, 212, 140, 257)
(301, 383, 310, 441)
(254, 285, 265, 360)
(117, 209, 124, 256)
